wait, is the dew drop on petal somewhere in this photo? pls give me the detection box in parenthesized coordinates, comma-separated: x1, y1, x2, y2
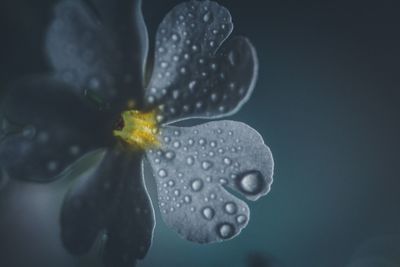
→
(158, 169, 167, 178)
(202, 206, 215, 220)
(236, 171, 265, 195)
(236, 215, 247, 225)
(224, 202, 237, 214)
(186, 156, 195, 165)
(217, 223, 235, 239)
(223, 157, 232, 165)
(184, 195, 192, 203)
(165, 151, 175, 160)
(191, 179, 203, 192)
(201, 160, 213, 170)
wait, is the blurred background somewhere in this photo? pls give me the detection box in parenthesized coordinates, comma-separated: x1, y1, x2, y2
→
(1, 0, 400, 266)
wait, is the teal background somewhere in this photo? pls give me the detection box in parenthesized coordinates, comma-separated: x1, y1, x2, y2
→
(1, 0, 400, 266)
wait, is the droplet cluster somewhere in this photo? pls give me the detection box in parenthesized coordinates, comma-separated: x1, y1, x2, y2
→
(144, 0, 257, 124)
(146, 120, 273, 243)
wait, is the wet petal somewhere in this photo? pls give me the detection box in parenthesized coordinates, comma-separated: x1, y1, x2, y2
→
(103, 158, 155, 267)
(145, 120, 273, 243)
(145, 1, 258, 123)
(62, 150, 155, 261)
(46, 0, 148, 113)
(0, 78, 107, 182)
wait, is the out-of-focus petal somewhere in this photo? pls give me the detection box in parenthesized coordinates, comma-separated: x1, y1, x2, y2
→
(145, 120, 273, 243)
(103, 158, 155, 267)
(0, 78, 108, 182)
(61, 147, 135, 255)
(145, 1, 258, 123)
(46, 0, 148, 113)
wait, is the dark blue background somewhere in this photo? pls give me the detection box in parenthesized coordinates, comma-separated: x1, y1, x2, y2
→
(1, 0, 400, 266)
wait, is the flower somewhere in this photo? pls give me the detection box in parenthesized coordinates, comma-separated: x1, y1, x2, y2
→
(0, 0, 274, 266)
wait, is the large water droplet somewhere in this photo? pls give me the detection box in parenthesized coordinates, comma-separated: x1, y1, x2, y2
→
(224, 202, 237, 214)
(191, 179, 203, 192)
(202, 207, 215, 220)
(217, 223, 235, 239)
(236, 171, 265, 195)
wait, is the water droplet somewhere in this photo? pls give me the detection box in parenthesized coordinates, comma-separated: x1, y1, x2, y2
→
(217, 223, 235, 239)
(184, 195, 192, 203)
(203, 12, 211, 22)
(171, 33, 180, 41)
(180, 67, 187, 74)
(154, 158, 161, 164)
(173, 141, 181, 148)
(219, 178, 228, 185)
(210, 141, 217, 147)
(147, 96, 155, 104)
(223, 157, 232, 165)
(69, 145, 80, 156)
(168, 180, 175, 187)
(202, 207, 215, 220)
(188, 139, 195, 145)
(199, 138, 206, 145)
(161, 61, 168, 68)
(191, 179, 203, 192)
(201, 161, 213, 170)
(192, 45, 199, 52)
(236, 215, 247, 224)
(224, 202, 237, 214)
(163, 136, 171, 143)
(38, 132, 49, 143)
(236, 171, 265, 195)
(22, 125, 36, 139)
(158, 169, 167, 178)
(189, 81, 197, 90)
(186, 156, 195, 165)
(173, 189, 180, 196)
(47, 161, 58, 172)
(165, 151, 175, 160)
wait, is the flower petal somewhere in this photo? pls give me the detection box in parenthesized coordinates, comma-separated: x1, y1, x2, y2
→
(0, 78, 107, 182)
(103, 159, 155, 266)
(145, 1, 258, 123)
(61, 148, 150, 256)
(145, 120, 273, 243)
(46, 0, 148, 113)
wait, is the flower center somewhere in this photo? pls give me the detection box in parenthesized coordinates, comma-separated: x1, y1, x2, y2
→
(113, 109, 160, 150)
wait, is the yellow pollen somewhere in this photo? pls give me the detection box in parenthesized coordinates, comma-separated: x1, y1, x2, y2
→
(113, 109, 160, 150)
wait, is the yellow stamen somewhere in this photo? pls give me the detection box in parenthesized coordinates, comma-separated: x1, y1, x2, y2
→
(113, 109, 160, 150)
